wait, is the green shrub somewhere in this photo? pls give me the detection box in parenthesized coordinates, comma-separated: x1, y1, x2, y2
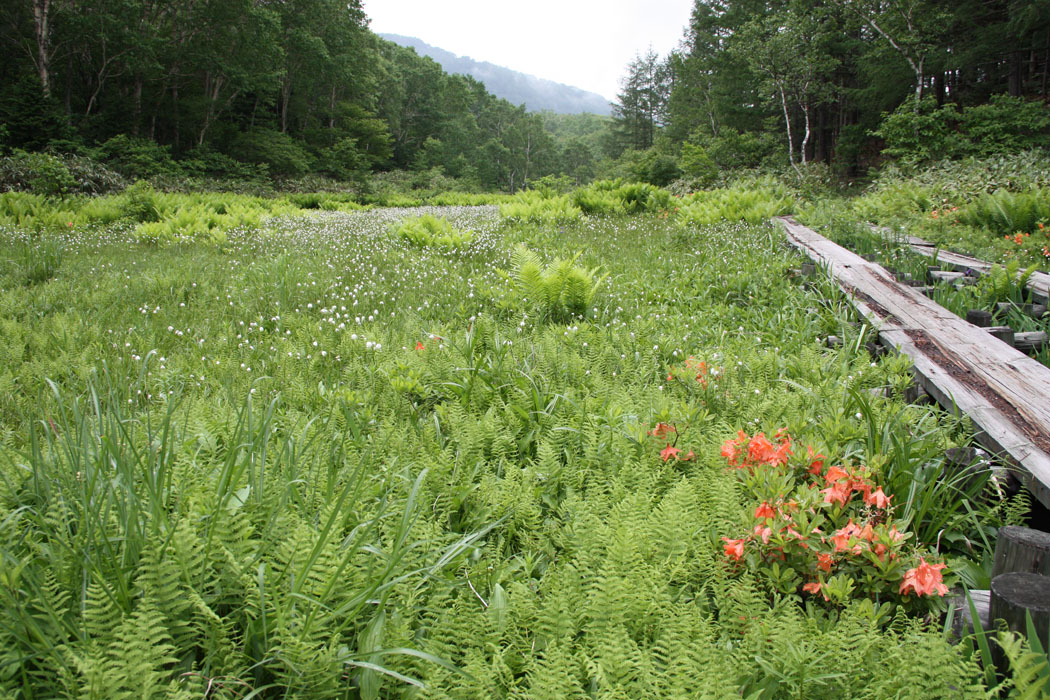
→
(229, 129, 313, 177)
(678, 182, 794, 225)
(0, 150, 76, 196)
(119, 180, 161, 222)
(875, 95, 1050, 164)
(679, 142, 719, 187)
(392, 214, 473, 249)
(500, 191, 582, 223)
(704, 129, 778, 170)
(875, 97, 965, 164)
(316, 137, 369, 180)
(960, 95, 1050, 156)
(178, 147, 266, 182)
(0, 150, 125, 195)
(89, 135, 182, 180)
(646, 154, 681, 186)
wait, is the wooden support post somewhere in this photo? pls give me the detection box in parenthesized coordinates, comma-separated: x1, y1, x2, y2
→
(993, 526, 1050, 578)
(967, 309, 993, 327)
(986, 326, 1016, 346)
(989, 572, 1050, 653)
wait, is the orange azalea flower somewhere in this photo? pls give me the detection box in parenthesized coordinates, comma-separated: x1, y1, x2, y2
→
(864, 487, 891, 509)
(649, 422, 677, 440)
(753, 524, 772, 544)
(816, 552, 833, 572)
(899, 557, 948, 596)
(824, 465, 849, 483)
(802, 581, 823, 595)
(754, 502, 775, 520)
(747, 432, 792, 467)
(820, 481, 851, 506)
(720, 430, 749, 466)
(722, 537, 746, 560)
(807, 446, 825, 476)
(831, 521, 861, 552)
(660, 444, 681, 461)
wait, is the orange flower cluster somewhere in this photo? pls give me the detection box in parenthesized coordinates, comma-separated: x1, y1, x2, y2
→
(720, 430, 793, 469)
(817, 464, 891, 509)
(899, 557, 948, 596)
(718, 430, 949, 604)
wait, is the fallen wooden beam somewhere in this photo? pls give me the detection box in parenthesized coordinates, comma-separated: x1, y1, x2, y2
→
(779, 216, 1050, 509)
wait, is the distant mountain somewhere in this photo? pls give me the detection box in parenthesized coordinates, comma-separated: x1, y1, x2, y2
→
(380, 34, 612, 116)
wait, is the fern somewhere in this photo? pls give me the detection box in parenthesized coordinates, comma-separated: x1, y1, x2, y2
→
(507, 245, 605, 322)
(998, 627, 1050, 700)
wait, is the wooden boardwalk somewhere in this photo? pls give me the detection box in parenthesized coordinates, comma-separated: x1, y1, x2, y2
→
(778, 216, 1050, 509)
(905, 234, 1050, 304)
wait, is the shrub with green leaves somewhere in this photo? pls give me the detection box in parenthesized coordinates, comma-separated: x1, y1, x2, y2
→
(393, 213, 474, 249)
(89, 134, 183, 180)
(875, 95, 1050, 164)
(499, 190, 582, 223)
(678, 181, 794, 225)
(0, 149, 76, 196)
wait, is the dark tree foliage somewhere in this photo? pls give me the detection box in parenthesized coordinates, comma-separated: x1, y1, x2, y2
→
(0, 0, 559, 191)
(654, 0, 1050, 174)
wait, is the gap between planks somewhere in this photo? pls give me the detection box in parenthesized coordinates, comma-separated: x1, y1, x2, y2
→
(777, 216, 1050, 509)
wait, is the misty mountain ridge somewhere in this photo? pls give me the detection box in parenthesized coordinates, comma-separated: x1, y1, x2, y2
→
(380, 34, 612, 116)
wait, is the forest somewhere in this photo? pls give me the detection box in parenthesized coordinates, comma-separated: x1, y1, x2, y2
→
(2, 0, 1049, 194)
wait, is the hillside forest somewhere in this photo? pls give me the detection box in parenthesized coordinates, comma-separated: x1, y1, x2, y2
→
(1, 0, 1050, 192)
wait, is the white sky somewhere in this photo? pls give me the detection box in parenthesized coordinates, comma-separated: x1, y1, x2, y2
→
(363, 0, 695, 101)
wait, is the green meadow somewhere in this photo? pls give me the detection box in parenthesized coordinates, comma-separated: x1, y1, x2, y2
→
(3, 183, 1046, 699)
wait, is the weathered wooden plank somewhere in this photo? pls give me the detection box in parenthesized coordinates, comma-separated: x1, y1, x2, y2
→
(778, 216, 1050, 509)
(906, 234, 1050, 303)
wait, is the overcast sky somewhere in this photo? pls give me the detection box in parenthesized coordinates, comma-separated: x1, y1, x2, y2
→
(363, 0, 695, 101)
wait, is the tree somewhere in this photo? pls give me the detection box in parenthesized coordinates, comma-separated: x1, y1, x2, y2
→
(611, 48, 671, 153)
(832, 0, 948, 102)
(734, 3, 840, 171)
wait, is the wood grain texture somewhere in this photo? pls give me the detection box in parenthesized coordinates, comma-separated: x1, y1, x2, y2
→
(779, 216, 1050, 508)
